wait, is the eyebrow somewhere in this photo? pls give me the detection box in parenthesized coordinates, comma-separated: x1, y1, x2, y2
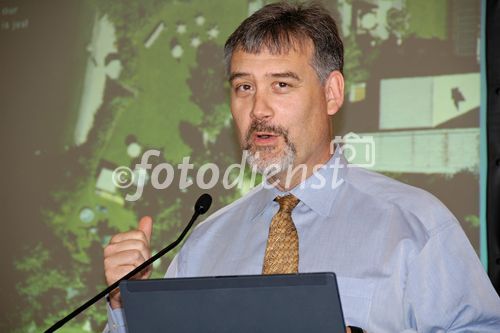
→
(228, 72, 250, 83)
(269, 71, 301, 81)
(228, 71, 302, 83)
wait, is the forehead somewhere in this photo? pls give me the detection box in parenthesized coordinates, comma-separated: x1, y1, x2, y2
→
(229, 42, 315, 76)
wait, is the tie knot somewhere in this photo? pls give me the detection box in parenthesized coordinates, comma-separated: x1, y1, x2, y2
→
(275, 194, 300, 213)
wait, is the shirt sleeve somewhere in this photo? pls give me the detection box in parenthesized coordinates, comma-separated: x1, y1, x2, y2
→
(102, 254, 181, 332)
(102, 299, 127, 333)
(403, 221, 500, 332)
(165, 253, 180, 278)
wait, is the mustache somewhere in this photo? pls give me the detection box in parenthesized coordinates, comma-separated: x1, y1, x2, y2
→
(244, 121, 289, 145)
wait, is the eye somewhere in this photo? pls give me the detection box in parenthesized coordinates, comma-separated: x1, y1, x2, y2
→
(234, 83, 253, 95)
(273, 81, 292, 92)
(273, 81, 292, 90)
(237, 84, 252, 91)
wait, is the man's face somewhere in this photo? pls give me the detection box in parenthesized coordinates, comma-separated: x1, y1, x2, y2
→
(229, 43, 339, 176)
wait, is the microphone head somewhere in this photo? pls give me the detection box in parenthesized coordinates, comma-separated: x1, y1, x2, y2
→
(195, 193, 212, 215)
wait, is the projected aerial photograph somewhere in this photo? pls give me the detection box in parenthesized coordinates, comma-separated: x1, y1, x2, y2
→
(0, 0, 481, 331)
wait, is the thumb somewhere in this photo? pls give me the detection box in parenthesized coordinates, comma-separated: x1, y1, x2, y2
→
(138, 216, 153, 243)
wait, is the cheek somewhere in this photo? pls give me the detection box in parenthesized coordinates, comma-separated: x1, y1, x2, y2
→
(286, 100, 328, 147)
(230, 111, 249, 141)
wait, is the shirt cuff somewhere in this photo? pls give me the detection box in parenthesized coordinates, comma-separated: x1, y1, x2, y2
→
(104, 298, 126, 333)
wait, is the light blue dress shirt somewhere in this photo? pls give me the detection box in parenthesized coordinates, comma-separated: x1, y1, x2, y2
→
(105, 150, 500, 332)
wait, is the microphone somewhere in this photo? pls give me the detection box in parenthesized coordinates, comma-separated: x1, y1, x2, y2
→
(195, 193, 212, 214)
(44, 193, 213, 333)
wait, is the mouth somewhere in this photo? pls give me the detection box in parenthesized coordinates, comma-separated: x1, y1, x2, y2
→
(252, 132, 280, 145)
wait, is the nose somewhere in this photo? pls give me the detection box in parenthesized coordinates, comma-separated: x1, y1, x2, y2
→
(250, 89, 274, 121)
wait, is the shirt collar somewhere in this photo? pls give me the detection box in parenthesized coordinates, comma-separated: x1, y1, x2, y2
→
(246, 182, 280, 221)
(268, 147, 348, 217)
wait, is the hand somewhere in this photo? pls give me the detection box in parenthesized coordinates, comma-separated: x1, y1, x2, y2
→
(104, 216, 153, 309)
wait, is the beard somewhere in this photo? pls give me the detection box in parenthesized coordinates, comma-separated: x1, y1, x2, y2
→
(243, 120, 297, 175)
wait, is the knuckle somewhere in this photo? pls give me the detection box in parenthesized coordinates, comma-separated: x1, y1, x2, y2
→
(104, 257, 114, 268)
(133, 249, 143, 261)
(139, 242, 149, 253)
(131, 230, 142, 239)
(136, 230, 148, 242)
(103, 244, 114, 256)
(109, 234, 120, 244)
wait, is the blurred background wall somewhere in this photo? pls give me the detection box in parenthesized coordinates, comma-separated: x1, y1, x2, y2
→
(0, 0, 482, 331)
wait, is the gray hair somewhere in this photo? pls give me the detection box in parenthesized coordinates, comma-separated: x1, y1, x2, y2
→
(224, 1, 343, 84)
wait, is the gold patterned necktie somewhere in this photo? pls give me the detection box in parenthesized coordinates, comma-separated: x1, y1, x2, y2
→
(262, 194, 301, 275)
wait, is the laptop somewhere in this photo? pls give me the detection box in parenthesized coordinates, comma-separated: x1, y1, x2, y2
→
(120, 272, 346, 333)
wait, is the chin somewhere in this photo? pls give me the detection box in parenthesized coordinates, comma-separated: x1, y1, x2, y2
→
(246, 147, 295, 175)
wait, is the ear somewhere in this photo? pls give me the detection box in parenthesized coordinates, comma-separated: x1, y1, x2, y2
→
(324, 71, 344, 116)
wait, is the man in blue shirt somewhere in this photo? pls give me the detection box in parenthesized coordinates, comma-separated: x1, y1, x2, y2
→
(103, 2, 500, 332)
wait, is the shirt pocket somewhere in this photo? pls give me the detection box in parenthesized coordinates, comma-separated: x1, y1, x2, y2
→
(336, 276, 376, 329)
